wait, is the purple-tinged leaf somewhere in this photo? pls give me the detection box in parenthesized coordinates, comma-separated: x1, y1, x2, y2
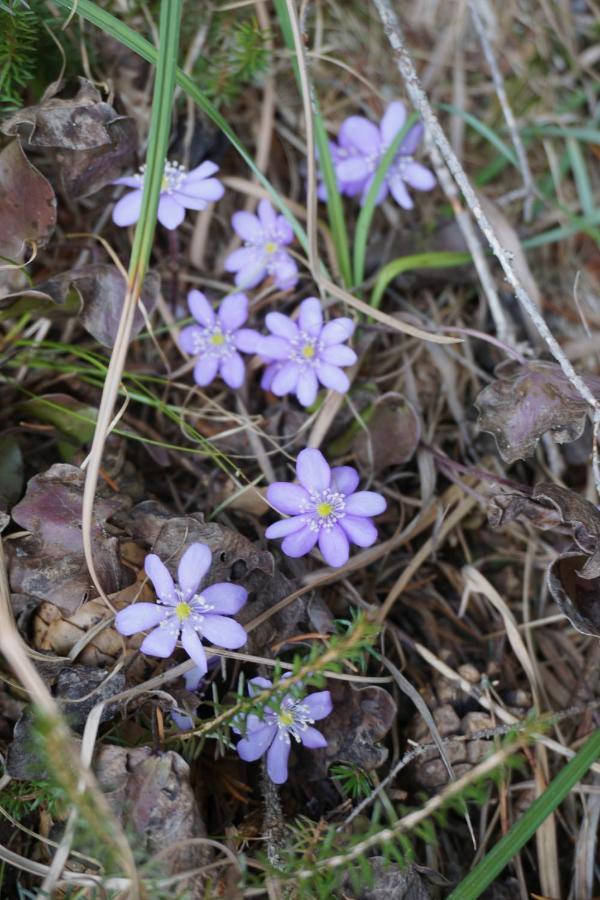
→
(0, 140, 56, 260)
(547, 553, 600, 638)
(475, 360, 600, 463)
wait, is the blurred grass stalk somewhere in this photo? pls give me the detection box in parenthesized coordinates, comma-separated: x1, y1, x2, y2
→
(447, 727, 600, 899)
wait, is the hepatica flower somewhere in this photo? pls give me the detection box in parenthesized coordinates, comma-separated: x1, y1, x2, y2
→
(265, 448, 386, 567)
(225, 199, 298, 291)
(258, 297, 356, 407)
(235, 676, 332, 784)
(334, 101, 435, 209)
(178, 290, 261, 389)
(115, 543, 248, 675)
(112, 159, 224, 230)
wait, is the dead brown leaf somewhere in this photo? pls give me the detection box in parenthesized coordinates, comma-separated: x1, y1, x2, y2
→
(0, 140, 56, 260)
(354, 395, 421, 473)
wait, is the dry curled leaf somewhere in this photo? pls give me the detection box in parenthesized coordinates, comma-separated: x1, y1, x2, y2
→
(0, 264, 160, 347)
(95, 745, 210, 896)
(2, 77, 136, 197)
(533, 482, 600, 579)
(354, 395, 421, 473)
(0, 140, 56, 260)
(488, 492, 561, 531)
(475, 360, 600, 463)
(8, 464, 131, 613)
(310, 681, 397, 777)
(547, 553, 600, 638)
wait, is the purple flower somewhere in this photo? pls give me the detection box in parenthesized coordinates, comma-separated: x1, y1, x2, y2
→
(265, 448, 386, 567)
(115, 543, 248, 675)
(257, 297, 356, 407)
(334, 101, 435, 208)
(235, 676, 332, 784)
(178, 290, 261, 389)
(112, 159, 224, 231)
(316, 140, 369, 202)
(224, 199, 298, 291)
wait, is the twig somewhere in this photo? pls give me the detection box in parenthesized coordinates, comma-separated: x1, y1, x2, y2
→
(468, 0, 534, 221)
(370, 0, 600, 492)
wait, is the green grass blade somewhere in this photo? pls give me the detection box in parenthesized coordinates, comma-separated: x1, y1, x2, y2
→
(352, 113, 418, 288)
(447, 728, 600, 900)
(440, 103, 518, 168)
(52, 0, 309, 256)
(566, 137, 594, 217)
(273, 0, 351, 286)
(370, 251, 471, 311)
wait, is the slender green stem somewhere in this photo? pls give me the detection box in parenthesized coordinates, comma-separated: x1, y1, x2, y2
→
(448, 728, 600, 899)
(51, 0, 310, 255)
(352, 113, 418, 288)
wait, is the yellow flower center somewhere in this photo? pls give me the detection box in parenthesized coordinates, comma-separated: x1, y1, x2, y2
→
(279, 709, 295, 727)
(316, 502, 333, 518)
(265, 241, 277, 254)
(302, 344, 315, 359)
(175, 602, 192, 621)
(210, 332, 225, 346)
(161, 175, 169, 191)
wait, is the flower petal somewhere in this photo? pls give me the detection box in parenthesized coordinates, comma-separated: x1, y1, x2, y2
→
(281, 525, 319, 558)
(172, 709, 194, 731)
(336, 157, 372, 183)
(112, 175, 141, 188)
(188, 290, 215, 327)
(220, 352, 245, 389)
(115, 603, 166, 636)
(261, 363, 280, 392)
(275, 215, 294, 244)
(112, 189, 143, 227)
(320, 318, 355, 346)
(202, 582, 248, 615)
(318, 524, 349, 567)
(224, 246, 260, 274)
(264, 516, 306, 539)
(218, 292, 248, 331)
(141, 624, 178, 658)
(303, 690, 333, 721)
(200, 614, 247, 649)
(330, 466, 360, 495)
(401, 121, 424, 155)
(267, 482, 309, 515)
(267, 734, 291, 784)
(296, 367, 319, 407)
(316, 362, 350, 393)
(193, 355, 219, 387)
(185, 160, 219, 180)
(321, 344, 357, 366)
(345, 491, 387, 516)
(237, 724, 277, 762)
(184, 666, 206, 691)
(298, 297, 323, 336)
(145, 554, 177, 604)
(339, 116, 381, 155)
(257, 198, 277, 230)
(296, 448, 330, 492)
(178, 543, 212, 600)
(271, 254, 298, 291)
(171, 191, 207, 212)
(178, 325, 202, 356)
(231, 211, 263, 243)
(265, 312, 299, 341)
(248, 676, 273, 694)
(389, 176, 413, 210)
(157, 195, 186, 230)
(403, 161, 436, 191)
(180, 626, 208, 673)
(177, 177, 224, 203)
(233, 257, 268, 289)
(340, 514, 378, 547)
(258, 335, 291, 360)
(235, 328, 263, 353)
(300, 726, 328, 749)
(380, 101, 407, 145)
(271, 361, 301, 395)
